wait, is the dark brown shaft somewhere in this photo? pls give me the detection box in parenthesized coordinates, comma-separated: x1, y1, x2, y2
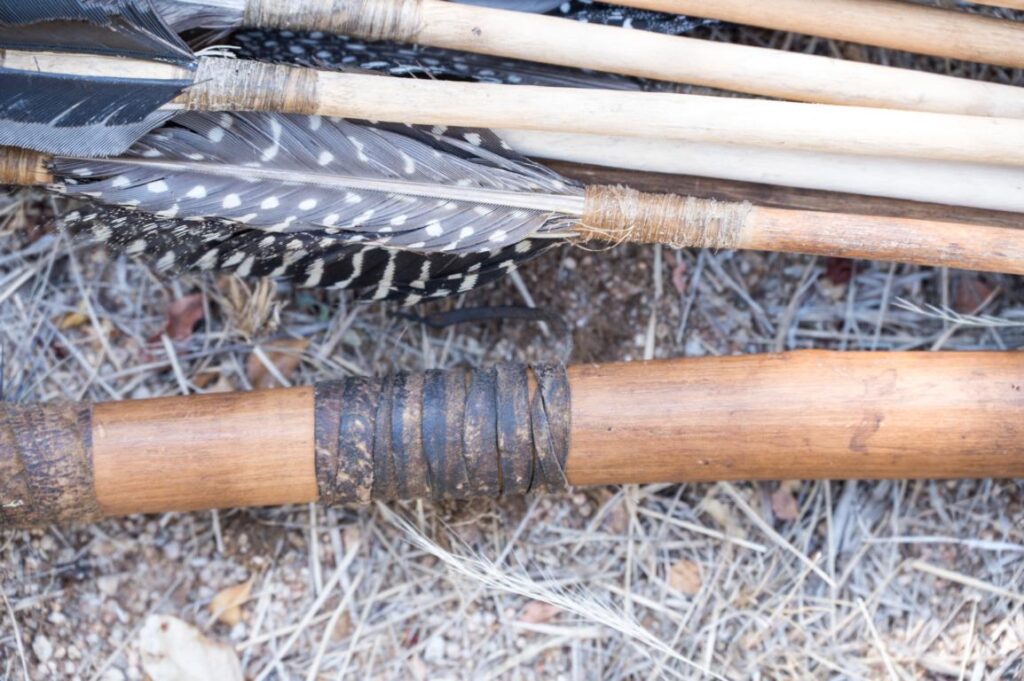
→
(2, 352, 1023, 528)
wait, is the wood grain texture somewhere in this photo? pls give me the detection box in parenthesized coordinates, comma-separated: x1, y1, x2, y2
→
(740, 206, 1024, 275)
(92, 386, 316, 515)
(412, 0, 1024, 117)
(566, 351, 1024, 485)
(634, 0, 1024, 68)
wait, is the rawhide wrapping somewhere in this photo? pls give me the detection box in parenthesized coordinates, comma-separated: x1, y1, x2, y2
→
(314, 364, 570, 504)
(0, 402, 101, 527)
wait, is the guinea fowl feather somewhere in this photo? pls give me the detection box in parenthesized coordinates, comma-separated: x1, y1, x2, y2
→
(63, 206, 548, 302)
(55, 112, 582, 254)
(53, 111, 582, 301)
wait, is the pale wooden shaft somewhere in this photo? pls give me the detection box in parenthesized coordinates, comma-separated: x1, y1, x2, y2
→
(314, 72, 1024, 166)
(633, 0, 1024, 67)
(92, 387, 316, 514)
(414, 0, 1024, 117)
(567, 351, 1024, 485)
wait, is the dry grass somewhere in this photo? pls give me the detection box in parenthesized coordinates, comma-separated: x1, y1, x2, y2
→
(3, 5, 1024, 680)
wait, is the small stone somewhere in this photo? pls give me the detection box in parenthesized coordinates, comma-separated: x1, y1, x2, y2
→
(98, 575, 120, 596)
(33, 634, 53, 662)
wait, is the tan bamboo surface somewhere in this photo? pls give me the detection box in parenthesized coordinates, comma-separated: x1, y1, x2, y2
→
(243, 0, 1024, 118)
(16, 351, 1024, 522)
(6, 49, 1024, 166)
(634, 0, 1024, 68)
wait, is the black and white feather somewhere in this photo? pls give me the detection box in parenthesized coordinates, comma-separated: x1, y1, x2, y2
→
(64, 206, 549, 303)
(54, 112, 584, 255)
(0, 0, 196, 156)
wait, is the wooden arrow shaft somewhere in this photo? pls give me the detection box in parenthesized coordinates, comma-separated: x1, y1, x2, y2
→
(3, 351, 1023, 528)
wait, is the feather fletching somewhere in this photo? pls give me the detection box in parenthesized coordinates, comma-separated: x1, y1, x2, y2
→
(54, 112, 583, 255)
(63, 206, 550, 303)
(0, 0, 195, 156)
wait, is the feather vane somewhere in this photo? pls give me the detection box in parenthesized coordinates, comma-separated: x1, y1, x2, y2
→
(55, 112, 583, 254)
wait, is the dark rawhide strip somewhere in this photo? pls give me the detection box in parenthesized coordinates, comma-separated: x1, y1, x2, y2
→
(313, 364, 571, 504)
(462, 368, 501, 498)
(495, 364, 534, 496)
(529, 365, 571, 492)
(0, 402, 101, 527)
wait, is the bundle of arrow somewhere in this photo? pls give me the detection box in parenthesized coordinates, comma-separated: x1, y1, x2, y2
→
(2, 0, 1024, 528)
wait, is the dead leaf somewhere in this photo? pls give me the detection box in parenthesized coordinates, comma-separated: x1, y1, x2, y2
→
(139, 615, 242, 681)
(246, 338, 310, 389)
(56, 310, 89, 331)
(700, 495, 747, 541)
(208, 577, 254, 626)
(160, 294, 205, 342)
(952, 273, 996, 314)
(668, 559, 702, 595)
(518, 601, 561, 624)
(771, 481, 801, 521)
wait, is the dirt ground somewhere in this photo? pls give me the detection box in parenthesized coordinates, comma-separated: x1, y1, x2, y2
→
(3, 5, 1024, 680)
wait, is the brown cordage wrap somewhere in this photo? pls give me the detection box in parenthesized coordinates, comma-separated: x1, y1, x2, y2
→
(0, 146, 52, 186)
(0, 402, 101, 528)
(314, 364, 570, 505)
(579, 185, 752, 249)
(244, 0, 423, 42)
(180, 58, 319, 114)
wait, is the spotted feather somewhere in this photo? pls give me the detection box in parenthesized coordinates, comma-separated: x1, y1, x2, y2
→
(63, 206, 553, 303)
(54, 112, 583, 255)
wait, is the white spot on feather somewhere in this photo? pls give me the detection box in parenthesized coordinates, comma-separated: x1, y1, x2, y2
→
(390, 214, 407, 226)
(317, 150, 334, 166)
(156, 204, 180, 218)
(156, 250, 176, 270)
(186, 185, 207, 199)
(207, 126, 225, 142)
(463, 132, 482, 146)
(299, 198, 318, 211)
(198, 248, 219, 270)
(425, 220, 443, 237)
(323, 213, 340, 226)
(260, 196, 280, 210)
(126, 238, 147, 255)
(308, 115, 322, 131)
(261, 118, 282, 161)
(222, 193, 241, 209)
(111, 175, 130, 188)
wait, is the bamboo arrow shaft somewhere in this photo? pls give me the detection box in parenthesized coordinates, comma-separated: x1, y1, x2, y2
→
(632, 0, 1024, 68)
(3, 352, 1023, 527)
(8, 51, 1024, 165)
(243, 0, 1024, 118)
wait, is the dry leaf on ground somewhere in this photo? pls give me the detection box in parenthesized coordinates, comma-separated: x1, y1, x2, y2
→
(668, 559, 702, 595)
(159, 294, 205, 342)
(246, 338, 310, 388)
(139, 615, 242, 681)
(518, 600, 561, 624)
(208, 577, 254, 626)
(771, 481, 802, 521)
